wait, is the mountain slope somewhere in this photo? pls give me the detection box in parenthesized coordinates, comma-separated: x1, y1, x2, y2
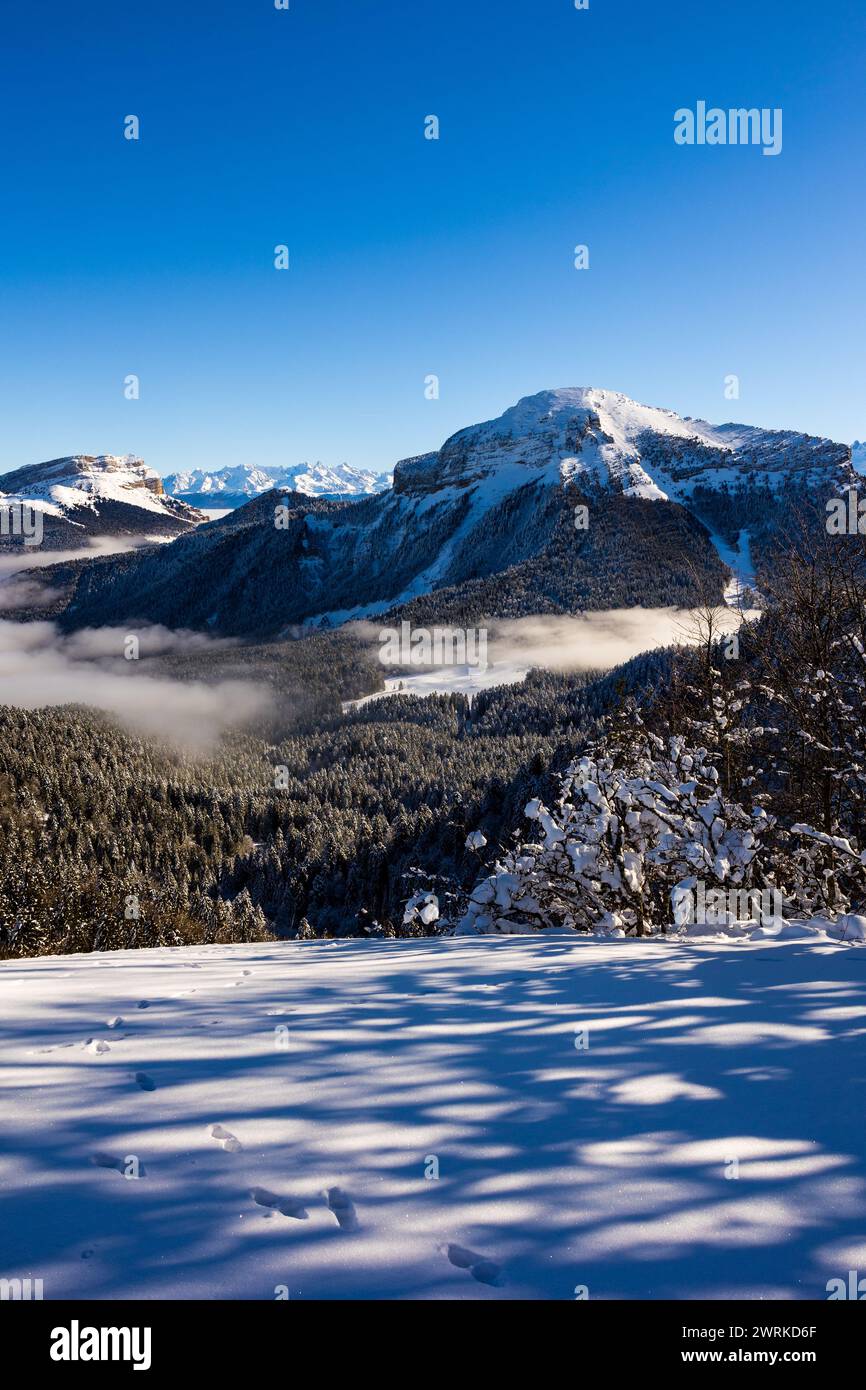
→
(0, 454, 203, 550)
(53, 389, 856, 636)
(163, 461, 391, 508)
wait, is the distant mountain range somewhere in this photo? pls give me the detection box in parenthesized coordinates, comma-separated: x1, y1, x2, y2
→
(0, 454, 202, 550)
(43, 388, 858, 638)
(162, 462, 391, 509)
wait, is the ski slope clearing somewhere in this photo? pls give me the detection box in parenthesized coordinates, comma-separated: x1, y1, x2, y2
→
(1, 934, 864, 1300)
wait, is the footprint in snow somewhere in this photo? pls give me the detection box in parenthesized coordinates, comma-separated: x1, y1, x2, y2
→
(85, 1039, 111, 1055)
(106, 1017, 124, 1029)
(91, 1152, 147, 1178)
(444, 1243, 503, 1286)
(324, 1186, 358, 1231)
(136, 1001, 151, 1010)
(210, 1124, 243, 1153)
(135, 1073, 156, 1092)
(250, 1187, 308, 1220)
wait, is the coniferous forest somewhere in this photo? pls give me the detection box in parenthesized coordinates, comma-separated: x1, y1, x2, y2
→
(3, 523, 865, 956)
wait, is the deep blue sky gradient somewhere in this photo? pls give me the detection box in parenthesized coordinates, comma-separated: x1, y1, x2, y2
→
(1, 0, 864, 475)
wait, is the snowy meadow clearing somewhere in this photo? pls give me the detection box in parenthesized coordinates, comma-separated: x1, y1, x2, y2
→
(1, 932, 865, 1300)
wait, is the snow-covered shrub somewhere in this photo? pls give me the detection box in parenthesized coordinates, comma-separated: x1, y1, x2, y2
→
(457, 721, 776, 936)
(831, 913, 866, 942)
(783, 824, 866, 918)
(403, 890, 440, 931)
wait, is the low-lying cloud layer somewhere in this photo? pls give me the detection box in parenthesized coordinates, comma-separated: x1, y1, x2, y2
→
(485, 607, 751, 673)
(355, 606, 753, 677)
(0, 621, 271, 750)
(0, 576, 66, 611)
(0, 534, 159, 578)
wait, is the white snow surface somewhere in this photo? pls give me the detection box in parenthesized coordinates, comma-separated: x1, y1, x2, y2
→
(1, 932, 865, 1301)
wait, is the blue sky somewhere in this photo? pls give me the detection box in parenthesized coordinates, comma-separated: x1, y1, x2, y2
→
(0, 0, 864, 477)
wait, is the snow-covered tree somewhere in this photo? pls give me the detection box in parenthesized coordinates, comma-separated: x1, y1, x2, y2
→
(748, 530, 866, 916)
(457, 714, 776, 936)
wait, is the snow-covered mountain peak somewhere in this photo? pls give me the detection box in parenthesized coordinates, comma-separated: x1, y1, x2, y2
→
(395, 387, 853, 506)
(0, 453, 160, 501)
(163, 461, 391, 507)
(0, 452, 202, 546)
(490, 386, 721, 443)
(394, 387, 730, 501)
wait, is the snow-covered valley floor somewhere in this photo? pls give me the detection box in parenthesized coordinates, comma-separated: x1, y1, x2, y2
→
(1, 934, 865, 1300)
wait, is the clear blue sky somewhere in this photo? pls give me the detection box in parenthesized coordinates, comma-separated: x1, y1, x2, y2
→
(1, 0, 864, 477)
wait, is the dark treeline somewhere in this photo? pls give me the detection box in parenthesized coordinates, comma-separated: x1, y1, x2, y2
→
(0, 646, 670, 956)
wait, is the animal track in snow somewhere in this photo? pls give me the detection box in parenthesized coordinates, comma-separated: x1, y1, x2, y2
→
(250, 1187, 308, 1220)
(135, 1073, 156, 1091)
(209, 1124, 243, 1152)
(445, 1243, 503, 1286)
(91, 1152, 147, 1178)
(106, 1017, 124, 1029)
(324, 1186, 358, 1231)
(85, 1039, 110, 1055)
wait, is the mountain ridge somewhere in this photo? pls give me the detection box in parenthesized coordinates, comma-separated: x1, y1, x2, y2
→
(36, 387, 858, 636)
(163, 460, 391, 509)
(0, 453, 203, 549)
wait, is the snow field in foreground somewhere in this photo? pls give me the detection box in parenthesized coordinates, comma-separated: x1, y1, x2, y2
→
(1, 933, 865, 1300)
